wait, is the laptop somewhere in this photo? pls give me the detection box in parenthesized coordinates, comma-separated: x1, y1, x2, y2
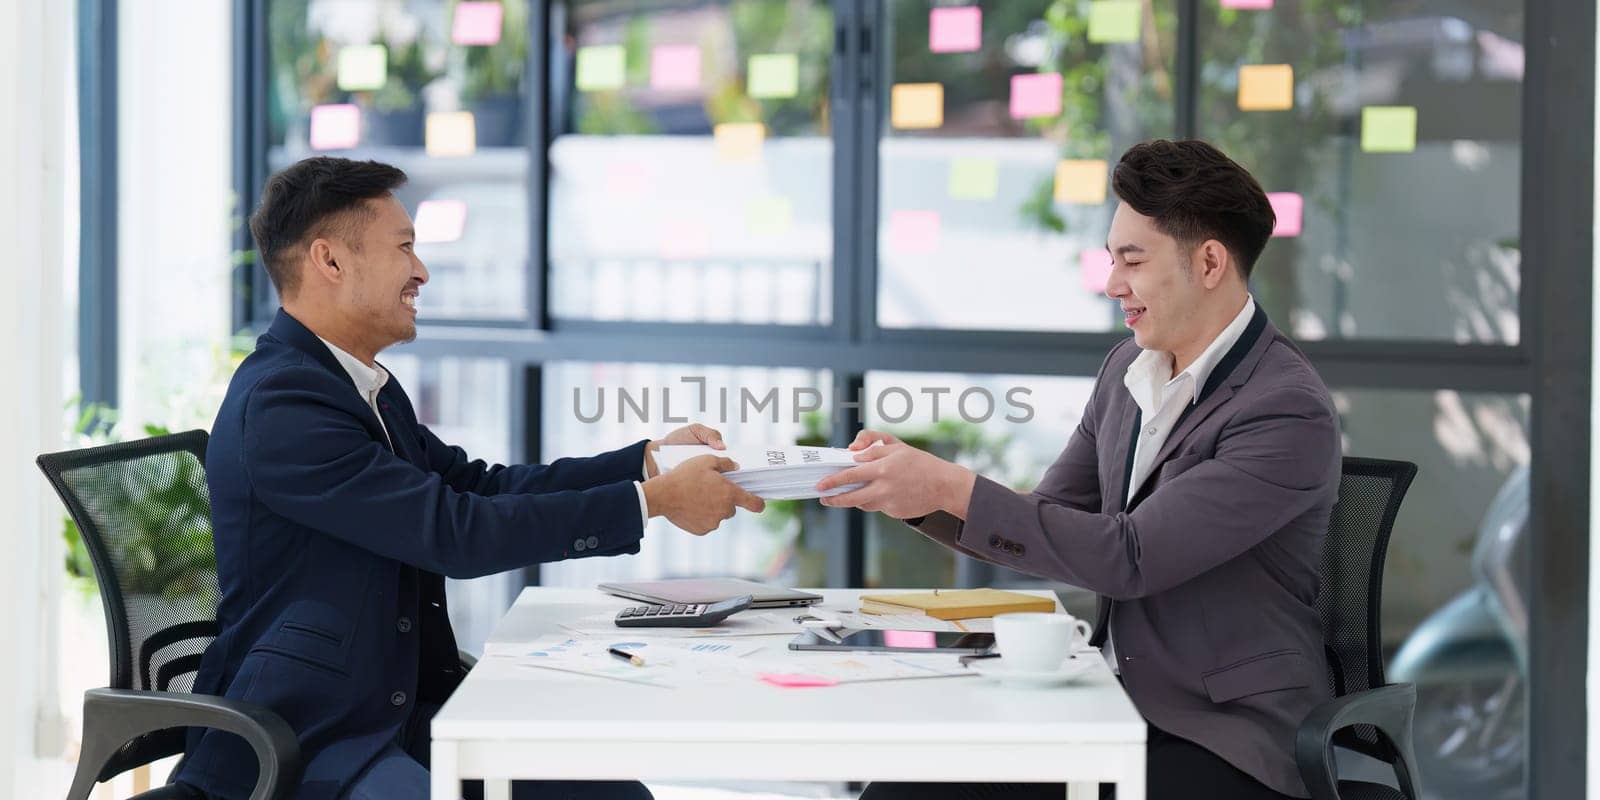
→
(597, 577, 823, 609)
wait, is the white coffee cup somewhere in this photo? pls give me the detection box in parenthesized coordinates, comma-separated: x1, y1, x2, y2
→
(993, 612, 1094, 671)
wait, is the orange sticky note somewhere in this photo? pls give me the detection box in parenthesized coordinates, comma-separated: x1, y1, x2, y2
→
(1054, 159, 1108, 204)
(425, 111, 476, 157)
(891, 83, 944, 129)
(713, 122, 765, 163)
(1238, 64, 1293, 111)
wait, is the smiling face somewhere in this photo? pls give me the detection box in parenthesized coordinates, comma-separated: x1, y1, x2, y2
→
(320, 194, 428, 356)
(1104, 201, 1211, 357)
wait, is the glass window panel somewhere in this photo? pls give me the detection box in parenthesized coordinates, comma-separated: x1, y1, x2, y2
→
(547, 1, 834, 325)
(266, 0, 530, 320)
(1197, 2, 1523, 343)
(540, 362, 835, 587)
(876, 1, 1179, 332)
(382, 353, 517, 655)
(862, 371, 1097, 618)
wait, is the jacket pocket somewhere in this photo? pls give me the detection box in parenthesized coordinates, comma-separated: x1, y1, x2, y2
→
(1201, 648, 1313, 704)
(254, 601, 352, 673)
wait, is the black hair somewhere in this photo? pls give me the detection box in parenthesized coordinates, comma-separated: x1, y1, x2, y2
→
(249, 157, 408, 296)
(1111, 139, 1275, 279)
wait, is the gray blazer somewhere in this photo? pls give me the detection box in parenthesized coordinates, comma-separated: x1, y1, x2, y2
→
(914, 308, 1339, 798)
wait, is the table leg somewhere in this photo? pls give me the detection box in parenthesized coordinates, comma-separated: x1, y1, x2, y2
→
(485, 779, 512, 800)
(1066, 782, 1098, 800)
(430, 740, 460, 800)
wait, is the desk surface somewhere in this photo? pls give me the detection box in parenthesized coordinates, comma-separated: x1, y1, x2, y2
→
(434, 587, 1144, 743)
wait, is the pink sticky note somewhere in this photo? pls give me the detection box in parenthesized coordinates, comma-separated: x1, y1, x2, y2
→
(759, 672, 840, 688)
(1080, 248, 1113, 293)
(651, 45, 701, 91)
(309, 104, 361, 150)
(661, 216, 712, 260)
(929, 7, 982, 53)
(414, 200, 467, 244)
(605, 161, 650, 198)
(1010, 72, 1062, 119)
(882, 630, 939, 648)
(889, 210, 940, 254)
(452, 2, 504, 46)
(1221, 0, 1274, 8)
(1267, 192, 1303, 237)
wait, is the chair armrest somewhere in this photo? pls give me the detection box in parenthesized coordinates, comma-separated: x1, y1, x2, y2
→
(1295, 683, 1420, 800)
(80, 688, 300, 800)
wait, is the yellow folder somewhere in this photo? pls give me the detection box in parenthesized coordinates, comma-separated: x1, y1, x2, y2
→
(858, 588, 1056, 620)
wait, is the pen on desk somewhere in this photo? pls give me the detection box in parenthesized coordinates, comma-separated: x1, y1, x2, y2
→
(607, 647, 645, 667)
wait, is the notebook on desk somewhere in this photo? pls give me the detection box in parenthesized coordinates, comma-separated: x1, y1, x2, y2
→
(858, 588, 1056, 620)
(598, 577, 823, 609)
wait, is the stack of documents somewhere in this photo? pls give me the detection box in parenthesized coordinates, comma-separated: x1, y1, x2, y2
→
(859, 588, 1058, 620)
(653, 445, 870, 500)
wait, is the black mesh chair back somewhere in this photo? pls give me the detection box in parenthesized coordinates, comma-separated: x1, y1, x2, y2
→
(38, 429, 220, 775)
(1314, 456, 1418, 759)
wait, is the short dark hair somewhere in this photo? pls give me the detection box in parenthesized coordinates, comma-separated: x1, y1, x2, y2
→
(1110, 139, 1275, 280)
(249, 157, 408, 296)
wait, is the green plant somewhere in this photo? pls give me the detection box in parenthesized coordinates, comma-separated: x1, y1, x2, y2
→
(58, 403, 216, 603)
(456, 0, 528, 102)
(372, 37, 441, 112)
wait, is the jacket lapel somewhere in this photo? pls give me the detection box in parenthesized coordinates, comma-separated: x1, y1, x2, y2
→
(1125, 306, 1273, 509)
(265, 309, 400, 455)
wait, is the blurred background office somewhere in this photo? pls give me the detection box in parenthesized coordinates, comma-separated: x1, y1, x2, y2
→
(1, 1, 1592, 798)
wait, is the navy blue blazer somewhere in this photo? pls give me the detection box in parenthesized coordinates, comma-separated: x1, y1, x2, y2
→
(178, 309, 650, 799)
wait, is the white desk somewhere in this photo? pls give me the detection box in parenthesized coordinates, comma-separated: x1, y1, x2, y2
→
(430, 588, 1146, 800)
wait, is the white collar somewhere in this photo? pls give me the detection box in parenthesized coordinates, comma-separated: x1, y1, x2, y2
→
(1124, 295, 1256, 410)
(316, 336, 390, 397)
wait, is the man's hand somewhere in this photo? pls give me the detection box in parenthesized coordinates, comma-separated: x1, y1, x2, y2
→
(643, 455, 765, 535)
(815, 432, 978, 520)
(645, 423, 726, 478)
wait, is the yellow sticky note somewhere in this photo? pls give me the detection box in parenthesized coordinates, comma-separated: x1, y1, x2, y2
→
(713, 122, 765, 163)
(948, 158, 998, 200)
(425, 111, 476, 158)
(1362, 106, 1418, 153)
(747, 54, 799, 99)
(891, 83, 944, 129)
(1054, 159, 1109, 204)
(576, 45, 626, 91)
(1087, 1, 1140, 44)
(1238, 64, 1293, 111)
(746, 195, 792, 237)
(337, 44, 387, 92)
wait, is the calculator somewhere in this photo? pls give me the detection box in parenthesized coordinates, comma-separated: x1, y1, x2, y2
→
(614, 594, 754, 627)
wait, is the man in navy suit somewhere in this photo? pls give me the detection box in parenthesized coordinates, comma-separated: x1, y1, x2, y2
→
(177, 157, 764, 800)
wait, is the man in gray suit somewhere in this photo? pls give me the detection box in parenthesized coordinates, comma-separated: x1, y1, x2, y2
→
(818, 139, 1340, 800)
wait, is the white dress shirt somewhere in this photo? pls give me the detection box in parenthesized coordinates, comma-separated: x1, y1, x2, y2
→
(1103, 295, 1256, 673)
(316, 337, 651, 529)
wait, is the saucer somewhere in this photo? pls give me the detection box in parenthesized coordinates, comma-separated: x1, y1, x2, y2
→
(971, 656, 1097, 687)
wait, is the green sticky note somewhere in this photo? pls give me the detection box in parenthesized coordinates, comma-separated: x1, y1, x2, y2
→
(747, 195, 793, 236)
(1361, 106, 1418, 153)
(1087, 1, 1141, 44)
(336, 44, 387, 92)
(948, 158, 999, 200)
(576, 45, 626, 91)
(748, 53, 799, 99)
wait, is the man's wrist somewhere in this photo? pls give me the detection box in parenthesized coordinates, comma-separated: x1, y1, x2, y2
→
(941, 464, 977, 520)
(642, 476, 667, 519)
(644, 440, 660, 478)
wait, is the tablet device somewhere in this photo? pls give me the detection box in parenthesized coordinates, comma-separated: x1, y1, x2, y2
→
(788, 629, 996, 654)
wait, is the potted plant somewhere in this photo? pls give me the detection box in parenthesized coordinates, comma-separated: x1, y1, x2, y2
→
(455, 0, 528, 147)
(365, 36, 439, 147)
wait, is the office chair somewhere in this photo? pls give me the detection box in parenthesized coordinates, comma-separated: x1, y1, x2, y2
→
(38, 430, 299, 800)
(1296, 456, 1423, 800)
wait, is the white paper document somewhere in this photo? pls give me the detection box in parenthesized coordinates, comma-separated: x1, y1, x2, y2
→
(653, 445, 872, 500)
